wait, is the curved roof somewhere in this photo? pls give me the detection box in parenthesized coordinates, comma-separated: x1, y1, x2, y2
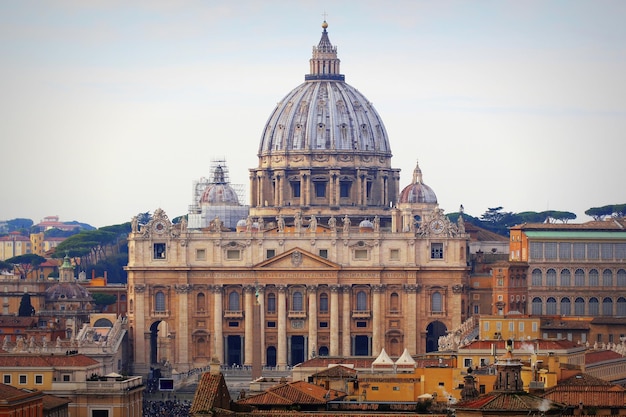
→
(399, 161, 437, 204)
(258, 21, 391, 157)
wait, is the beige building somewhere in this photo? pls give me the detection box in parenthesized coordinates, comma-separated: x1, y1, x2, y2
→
(126, 21, 470, 377)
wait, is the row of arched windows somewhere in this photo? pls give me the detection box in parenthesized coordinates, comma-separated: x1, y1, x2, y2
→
(531, 296, 626, 316)
(531, 268, 626, 287)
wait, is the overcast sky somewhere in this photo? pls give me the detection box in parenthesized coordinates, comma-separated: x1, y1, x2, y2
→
(1, 1, 624, 228)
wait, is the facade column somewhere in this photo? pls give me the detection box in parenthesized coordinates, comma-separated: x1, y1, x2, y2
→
(243, 285, 255, 367)
(257, 172, 265, 207)
(277, 285, 288, 369)
(307, 285, 318, 358)
(329, 285, 340, 356)
(257, 286, 266, 366)
(372, 285, 385, 356)
(249, 172, 256, 207)
(330, 169, 339, 206)
(212, 286, 224, 364)
(342, 285, 352, 356)
(175, 284, 192, 372)
(299, 172, 306, 206)
(404, 284, 419, 355)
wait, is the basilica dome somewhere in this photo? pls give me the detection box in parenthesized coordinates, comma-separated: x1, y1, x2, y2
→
(399, 161, 437, 204)
(258, 21, 391, 157)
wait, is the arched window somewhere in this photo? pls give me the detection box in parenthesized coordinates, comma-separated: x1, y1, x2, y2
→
(603, 269, 613, 286)
(546, 269, 557, 286)
(318, 346, 329, 356)
(531, 297, 542, 315)
(589, 269, 599, 287)
(561, 297, 571, 316)
(618, 269, 626, 287)
(602, 297, 613, 316)
(617, 297, 626, 316)
(575, 297, 585, 315)
(390, 292, 399, 312)
(356, 291, 367, 311)
(196, 293, 206, 311)
(228, 291, 240, 311)
(531, 269, 542, 286)
(560, 269, 571, 286)
(155, 291, 166, 312)
(575, 269, 585, 286)
(432, 292, 442, 313)
(588, 297, 599, 316)
(546, 297, 557, 315)
(319, 293, 329, 313)
(292, 291, 303, 311)
(267, 293, 276, 313)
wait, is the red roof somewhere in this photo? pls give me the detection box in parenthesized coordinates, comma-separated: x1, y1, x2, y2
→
(585, 349, 623, 365)
(0, 354, 98, 367)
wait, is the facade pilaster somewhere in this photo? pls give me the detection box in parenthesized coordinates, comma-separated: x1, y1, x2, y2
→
(132, 284, 147, 372)
(174, 284, 192, 371)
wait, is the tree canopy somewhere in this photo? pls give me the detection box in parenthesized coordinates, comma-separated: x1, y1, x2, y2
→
(585, 204, 626, 220)
(5, 254, 47, 279)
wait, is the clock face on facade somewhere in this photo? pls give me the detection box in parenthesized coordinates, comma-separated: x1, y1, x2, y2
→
(429, 219, 445, 234)
(153, 221, 166, 233)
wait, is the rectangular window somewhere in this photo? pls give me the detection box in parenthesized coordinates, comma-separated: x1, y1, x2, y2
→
(92, 411, 110, 417)
(484, 322, 490, 331)
(616, 244, 626, 259)
(587, 243, 599, 259)
(356, 321, 367, 328)
(291, 182, 301, 198)
(544, 242, 557, 259)
(532, 322, 538, 332)
(371, 386, 379, 391)
(559, 242, 571, 260)
(2, 375, 10, 384)
(195, 249, 206, 260)
(479, 385, 486, 394)
(340, 181, 351, 198)
(519, 322, 525, 332)
(393, 386, 400, 391)
(153, 243, 166, 259)
(509, 321, 514, 331)
(601, 243, 614, 260)
(226, 249, 241, 260)
(266, 249, 276, 259)
(464, 358, 473, 367)
(496, 322, 502, 331)
(318, 249, 328, 259)
(389, 249, 400, 261)
(267, 321, 276, 328)
(319, 322, 328, 328)
(314, 181, 326, 198)
(354, 249, 368, 260)
(431, 243, 444, 259)
(573, 243, 585, 259)
(228, 321, 239, 327)
(19, 374, 27, 384)
(530, 242, 543, 260)
(35, 374, 43, 384)
(473, 305, 479, 314)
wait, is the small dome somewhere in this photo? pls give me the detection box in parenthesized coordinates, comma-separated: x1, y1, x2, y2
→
(359, 219, 373, 228)
(200, 184, 240, 205)
(45, 282, 92, 302)
(399, 161, 437, 204)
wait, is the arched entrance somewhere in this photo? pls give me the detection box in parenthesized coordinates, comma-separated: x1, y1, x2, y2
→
(149, 320, 170, 365)
(426, 321, 447, 353)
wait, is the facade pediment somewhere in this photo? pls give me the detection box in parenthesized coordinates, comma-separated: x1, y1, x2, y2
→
(254, 247, 340, 270)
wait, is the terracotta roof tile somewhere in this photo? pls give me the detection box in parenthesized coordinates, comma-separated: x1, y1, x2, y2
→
(585, 349, 623, 365)
(312, 365, 357, 378)
(190, 372, 231, 414)
(42, 394, 71, 410)
(455, 391, 564, 412)
(238, 381, 345, 406)
(0, 354, 98, 367)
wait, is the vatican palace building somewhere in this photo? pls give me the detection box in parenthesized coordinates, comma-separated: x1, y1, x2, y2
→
(126, 21, 470, 377)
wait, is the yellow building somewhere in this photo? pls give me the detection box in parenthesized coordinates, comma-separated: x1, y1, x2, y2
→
(478, 315, 541, 341)
(0, 232, 31, 261)
(127, 21, 471, 378)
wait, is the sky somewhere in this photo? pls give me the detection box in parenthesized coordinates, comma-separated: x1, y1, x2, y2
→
(1, 0, 625, 228)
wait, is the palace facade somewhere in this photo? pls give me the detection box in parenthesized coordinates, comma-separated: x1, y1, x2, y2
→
(126, 21, 470, 376)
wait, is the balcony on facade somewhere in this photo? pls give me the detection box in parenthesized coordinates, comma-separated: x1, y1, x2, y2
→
(224, 310, 243, 319)
(351, 310, 371, 319)
(288, 310, 307, 319)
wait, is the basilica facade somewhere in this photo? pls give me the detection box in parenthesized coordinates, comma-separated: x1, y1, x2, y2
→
(126, 21, 470, 376)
